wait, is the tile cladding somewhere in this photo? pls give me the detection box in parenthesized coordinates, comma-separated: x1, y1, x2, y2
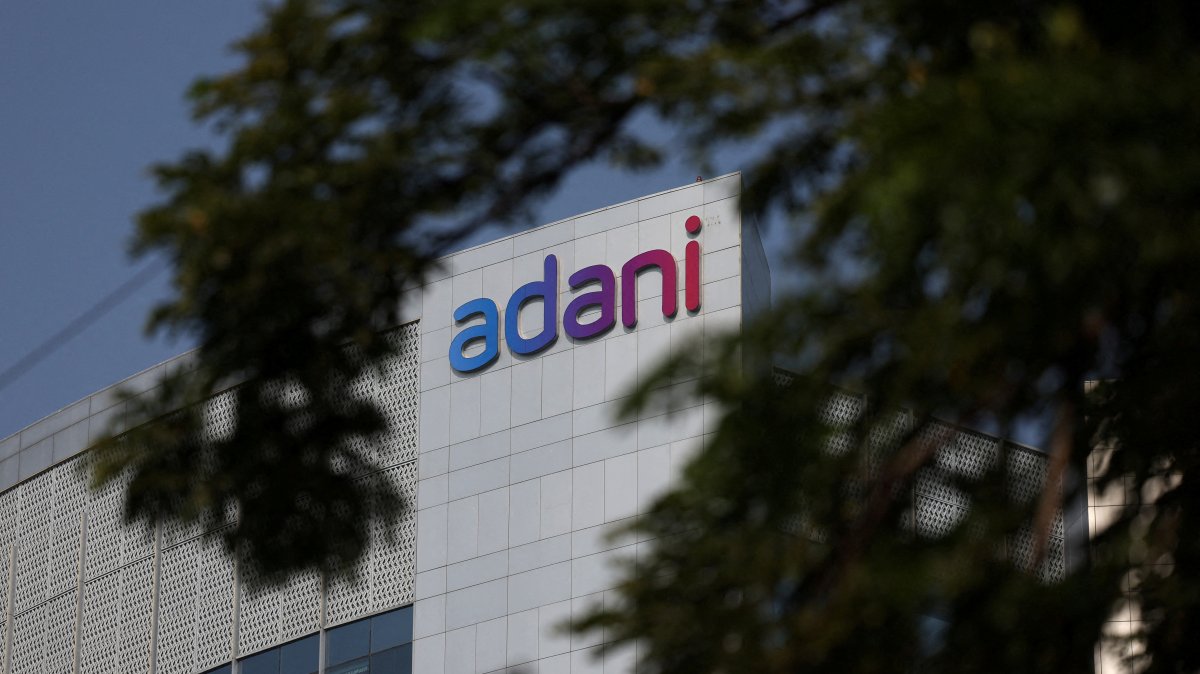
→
(411, 173, 751, 674)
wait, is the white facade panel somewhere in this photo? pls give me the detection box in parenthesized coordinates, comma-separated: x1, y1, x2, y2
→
(411, 174, 750, 674)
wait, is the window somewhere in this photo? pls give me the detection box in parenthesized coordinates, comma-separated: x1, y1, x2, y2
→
(219, 606, 412, 674)
(239, 634, 319, 674)
(325, 606, 414, 674)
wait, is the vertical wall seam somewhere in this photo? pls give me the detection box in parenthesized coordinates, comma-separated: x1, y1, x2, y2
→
(230, 556, 241, 673)
(317, 573, 327, 674)
(147, 522, 163, 673)
(71, 510, 88, 674)
(3, 544, 15, 674)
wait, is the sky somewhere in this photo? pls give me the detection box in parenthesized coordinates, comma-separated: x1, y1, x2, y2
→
(0, 4, 785, 439)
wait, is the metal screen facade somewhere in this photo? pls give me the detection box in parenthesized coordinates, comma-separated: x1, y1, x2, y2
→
(0, 323, 420, 674)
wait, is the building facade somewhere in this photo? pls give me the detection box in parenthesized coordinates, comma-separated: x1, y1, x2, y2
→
(0, 174, 1075, 674)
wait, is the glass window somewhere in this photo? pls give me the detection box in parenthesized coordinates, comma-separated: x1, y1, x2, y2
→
(240, 648, 280, 674)
(369, 644, 413, 674)
(326, 617, 371, 666)
(201, 666, 232, 674)
(326, 656, 368, 674)
(281, 634, 319, 674)
(370, 606, 413, 651)
(232, 606, 412, 674)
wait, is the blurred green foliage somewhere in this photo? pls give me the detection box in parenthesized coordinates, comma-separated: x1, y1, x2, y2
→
(94, 0, 1199, 670)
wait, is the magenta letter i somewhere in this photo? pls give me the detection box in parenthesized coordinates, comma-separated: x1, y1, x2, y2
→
(685, 215, 701, 312)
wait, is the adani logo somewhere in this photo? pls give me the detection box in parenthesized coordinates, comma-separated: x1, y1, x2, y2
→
(449, 214, 704, 373)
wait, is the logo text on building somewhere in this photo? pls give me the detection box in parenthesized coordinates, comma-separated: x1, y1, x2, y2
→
(449, 215, 703, 373)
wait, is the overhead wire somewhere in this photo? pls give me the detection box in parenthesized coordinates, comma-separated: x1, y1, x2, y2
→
(0, 256, 168, 395)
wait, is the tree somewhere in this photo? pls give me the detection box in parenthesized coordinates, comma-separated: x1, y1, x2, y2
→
(98, 0, 1200, 671)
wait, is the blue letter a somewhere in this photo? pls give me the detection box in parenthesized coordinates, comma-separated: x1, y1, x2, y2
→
(449, 298, 499, 373)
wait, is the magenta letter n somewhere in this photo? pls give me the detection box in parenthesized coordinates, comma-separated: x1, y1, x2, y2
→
(621, 249, 677, 327)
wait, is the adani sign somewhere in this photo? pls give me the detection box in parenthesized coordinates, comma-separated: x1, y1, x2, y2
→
(449, 214, 704, 373)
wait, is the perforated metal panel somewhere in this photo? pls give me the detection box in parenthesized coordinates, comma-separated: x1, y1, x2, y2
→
(940, 431, 1000, 482)
(817, 391, 863, 428)
(42, 592, 77, 674)
(78, 552, 157, 674)
(1007, 446, 1050, 506)
(376, 325, 421, 467)
(914, 496, 968, 539)
(201, 390, 238, 445)
(324, 552, 374, 628)
(0, 490, 17, 625)
(325, 461, 419, 626)
(156, 538, 200, 674)
(807, 392, 1066, 583)
(236, 564, 282, 657)
(116, 558, 155, 674)
(235, 564, 321, 658)
(47, 464, 86, 600)
(79, 554, 160, 673)
(1009, 523, 1066, 582)
(280, 570, 322, 644)
(194, 539, 235, 671)
(368, 460, 419, 612)
(80, 570, 123, 674)
(160, 516, 203, 552)
(12, 475, 53, 615)
(0, 323, 421, 672)
(8, 601, 46, 674)
(320, 326, 420, 627)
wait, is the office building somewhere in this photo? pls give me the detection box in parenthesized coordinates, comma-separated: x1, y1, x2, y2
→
(0, 174, 1074, 673)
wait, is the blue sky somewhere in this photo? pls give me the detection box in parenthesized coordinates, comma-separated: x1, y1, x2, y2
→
(0, 4, 781, 439)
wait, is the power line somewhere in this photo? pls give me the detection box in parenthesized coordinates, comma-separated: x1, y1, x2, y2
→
(0, 257, 168, 395)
